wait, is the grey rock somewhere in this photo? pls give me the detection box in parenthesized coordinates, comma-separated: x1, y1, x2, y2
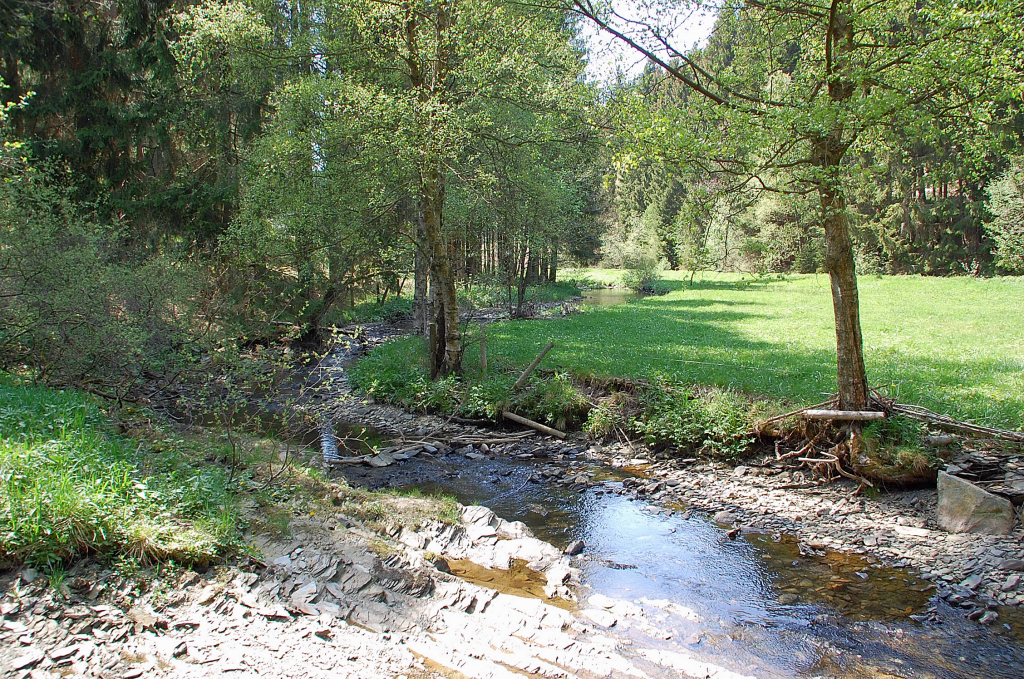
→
(11, 649, 44, 670)
(564, 540, 585, 556)
(462, 505, 498, 527)
(581, 608, 617, 628)
(733, 466, 749, 477)
(713, 511, 737, 525)
(937, 471, 1014, 535)
(367, 452, 394, 467)
(960, 573, 983, 590)
(998, 558, 1024, 571)
(978, 610, 999, 624)
(20, 568, 39, 584)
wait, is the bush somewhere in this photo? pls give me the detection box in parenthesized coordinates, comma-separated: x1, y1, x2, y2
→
(510, 373, 591, 431)
(630, 381, 758, 459)
(0, 377, 238, 568)
(334, 296, 415, 324)
(0, 128, 196, 386)
(622, 257, 663, 293)
(986, 158, 1024, 273)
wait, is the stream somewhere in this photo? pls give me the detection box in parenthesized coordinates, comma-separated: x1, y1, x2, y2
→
(299, 302, 1024, 679)
(340, 451, 1020, 679)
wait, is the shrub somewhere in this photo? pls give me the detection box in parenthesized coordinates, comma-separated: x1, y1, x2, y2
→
(510, 373, 591, 431)
(631, 381, 757, 459)
(0, 127, 196, 386)
(622, 256, 663, 293)
(986, 158, 1024, 273)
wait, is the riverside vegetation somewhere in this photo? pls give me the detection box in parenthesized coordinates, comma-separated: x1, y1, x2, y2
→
(350, 269, 1024, 467)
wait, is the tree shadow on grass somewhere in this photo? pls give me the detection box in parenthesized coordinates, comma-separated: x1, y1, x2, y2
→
(491, 295, 1024, 428)
(640, 297, 753, 310)
(685, 277, 796, 292)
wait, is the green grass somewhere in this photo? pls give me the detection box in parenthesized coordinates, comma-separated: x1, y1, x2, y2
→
(327, 281, 582, 326)
(0, 376, 239, 569)
(459, 280, 584, 308)
(473, 270, 1024, 430)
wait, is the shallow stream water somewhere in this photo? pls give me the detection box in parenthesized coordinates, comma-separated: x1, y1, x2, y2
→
(368, 452, 1024, 679)
(582, 288, 640, 306)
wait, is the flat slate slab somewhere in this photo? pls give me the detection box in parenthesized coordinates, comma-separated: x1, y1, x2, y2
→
(937, 471, 1015, 535)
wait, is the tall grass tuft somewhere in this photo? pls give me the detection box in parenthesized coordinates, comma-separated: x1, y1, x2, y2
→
(0, 376, 238, 569)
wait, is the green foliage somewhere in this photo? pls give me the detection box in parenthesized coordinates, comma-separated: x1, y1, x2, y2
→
(461, 375, 516, 420)
(987, 158, 1024, 274)
(631, 381, 757, 459)
(347, 338, 459, 413)
(622, 257, 664, 293)
(863, 415, 924, 455)
(349, 337, 589, 429)
(510, 373, 591, 431)
(584, 401, 627, 439)
(460, 281, 583, 310)
(334, 297, 415, 325)
(860, 415, 938, 479)
(0, 377, 239, 568)
(0, 106, 198, 385)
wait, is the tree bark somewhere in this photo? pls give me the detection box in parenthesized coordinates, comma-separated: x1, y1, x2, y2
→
(814, 136, 869, 411)
(420, 163, 462, 376)
(414, 220, 429, 337)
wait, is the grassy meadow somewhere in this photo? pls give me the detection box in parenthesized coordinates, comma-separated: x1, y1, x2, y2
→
(467, 270, 1024, 430)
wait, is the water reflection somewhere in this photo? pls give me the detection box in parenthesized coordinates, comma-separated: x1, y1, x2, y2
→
(390, 454, 1024, 678)
(582, 288, 640, 306)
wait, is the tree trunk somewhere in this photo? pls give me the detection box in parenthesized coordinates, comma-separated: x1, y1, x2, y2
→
(420, 163, 462, 377)
(814, 137, 868, 411)
(414, 220, 429, 337)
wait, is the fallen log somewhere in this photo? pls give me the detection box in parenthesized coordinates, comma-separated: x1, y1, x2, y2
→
(502, 411, 566, 439)
(512, 342, 554, 390)
(754, 398, 836, 432)
(803, 409, 886, 421)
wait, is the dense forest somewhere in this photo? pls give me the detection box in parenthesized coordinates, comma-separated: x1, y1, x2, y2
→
(1, 0, 1022, 388)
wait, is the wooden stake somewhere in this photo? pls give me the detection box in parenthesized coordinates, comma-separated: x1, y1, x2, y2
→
(502, 411, 566, 439)
(480, 322, 487, 375)
(512, 341, 554, 390)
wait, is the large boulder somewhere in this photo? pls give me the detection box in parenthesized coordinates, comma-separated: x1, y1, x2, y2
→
(937, 471, 1015, 535)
